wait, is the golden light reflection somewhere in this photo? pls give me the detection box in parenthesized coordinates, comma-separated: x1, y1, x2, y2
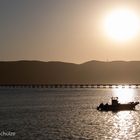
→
(112, 87, 135, 103)
(118, 85, 123, 89)
(125, 85, 129, 88)
(131, 85, 136, 88)
(113, 111, 134, 139)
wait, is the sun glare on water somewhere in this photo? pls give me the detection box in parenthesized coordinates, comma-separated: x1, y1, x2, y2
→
(112, 87, 135, 103)
(104, 8, 140, 42)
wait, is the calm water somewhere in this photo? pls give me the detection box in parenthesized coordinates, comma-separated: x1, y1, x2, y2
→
(0, 87, 140, 140)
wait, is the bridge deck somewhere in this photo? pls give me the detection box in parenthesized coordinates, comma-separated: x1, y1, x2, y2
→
(0, 84, 139, 88)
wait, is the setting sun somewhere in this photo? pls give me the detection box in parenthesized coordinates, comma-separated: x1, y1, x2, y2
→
(104, 8, 140, 42)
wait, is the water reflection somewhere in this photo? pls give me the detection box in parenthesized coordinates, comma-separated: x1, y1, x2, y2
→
(112, 87, 135, 103)
(110, 88, 138, 139)
(112, 111, 135, 139)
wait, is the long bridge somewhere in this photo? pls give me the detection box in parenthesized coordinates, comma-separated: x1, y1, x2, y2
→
(0, 84, 140, 88)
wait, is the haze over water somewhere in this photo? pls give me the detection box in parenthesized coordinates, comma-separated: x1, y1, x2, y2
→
(0, 87, 140, 140)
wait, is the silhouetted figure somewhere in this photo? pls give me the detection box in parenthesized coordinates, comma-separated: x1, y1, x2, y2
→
(99, 103, 104, 108)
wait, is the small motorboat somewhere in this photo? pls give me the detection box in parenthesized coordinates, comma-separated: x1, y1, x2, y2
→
(97, 97, 139, 111)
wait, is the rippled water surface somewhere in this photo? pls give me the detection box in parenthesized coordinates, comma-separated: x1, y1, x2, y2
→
(0, 88, 140, 140)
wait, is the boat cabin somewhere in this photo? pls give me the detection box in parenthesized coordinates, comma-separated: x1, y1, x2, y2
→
(111, 97, 119, 106)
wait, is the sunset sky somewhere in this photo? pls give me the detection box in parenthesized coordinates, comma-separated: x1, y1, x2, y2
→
(1, 0, 140, 63)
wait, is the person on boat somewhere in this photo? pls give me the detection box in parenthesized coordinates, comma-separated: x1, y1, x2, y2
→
(99, 103, 104, 108)
(104, 103, 109, 110)
(105, 103, 108, 106)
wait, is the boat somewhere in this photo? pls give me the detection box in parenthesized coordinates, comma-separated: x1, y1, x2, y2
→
(97, 97, 139, 111)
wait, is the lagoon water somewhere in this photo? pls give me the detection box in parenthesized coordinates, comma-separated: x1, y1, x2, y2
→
(0, 87, 140, 140)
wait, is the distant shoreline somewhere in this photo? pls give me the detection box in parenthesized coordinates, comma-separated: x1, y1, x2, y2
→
(1, 60, 140, 84)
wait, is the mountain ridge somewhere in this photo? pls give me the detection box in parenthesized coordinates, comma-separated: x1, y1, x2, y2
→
(1, 60, 140, 84)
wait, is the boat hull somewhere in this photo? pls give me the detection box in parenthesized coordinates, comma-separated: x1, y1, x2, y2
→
(97, 102, 139, 111)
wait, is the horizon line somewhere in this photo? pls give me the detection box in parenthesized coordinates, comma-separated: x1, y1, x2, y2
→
(1, 59, 140, 64)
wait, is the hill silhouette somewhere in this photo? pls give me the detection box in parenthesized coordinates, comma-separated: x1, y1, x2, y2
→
(0, 60, 140, 84)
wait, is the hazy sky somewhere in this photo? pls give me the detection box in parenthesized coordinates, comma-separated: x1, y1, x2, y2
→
(1, 0, 140, 63)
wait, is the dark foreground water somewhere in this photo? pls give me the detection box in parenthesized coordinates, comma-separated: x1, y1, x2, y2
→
(0, 87, 140, 140)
